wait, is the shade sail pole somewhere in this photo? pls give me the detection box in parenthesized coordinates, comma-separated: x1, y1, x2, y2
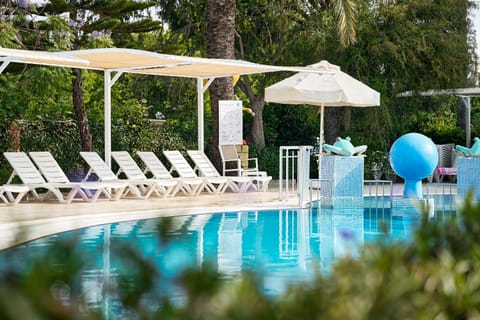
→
(104, 70, 112, 168)
(197, 78, 204, 151)
(197, 77, 215, 151)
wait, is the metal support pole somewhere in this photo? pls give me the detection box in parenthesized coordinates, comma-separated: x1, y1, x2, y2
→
(197, 78, 204, 151)
(466, 96, 471, 147)
(298, 146, 312, 207)
(459, 96, 471, 147)
(279, 148, 284, 200)
(104, 70, 112, 168)
(319, 104, 324, 179)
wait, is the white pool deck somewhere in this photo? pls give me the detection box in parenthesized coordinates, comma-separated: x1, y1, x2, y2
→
(0, 181, 455, 250)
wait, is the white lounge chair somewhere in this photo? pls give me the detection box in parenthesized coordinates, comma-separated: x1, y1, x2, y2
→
(4, 152, 89, 204)
(137, 151, 206, 196)
(0, 185, 30, 205)
(163, 150, 229, 194)
(29, 151, 127, 202)
(80, 151, 158, 200)
(186, 150, 255, 193)
(218, 145, 272, 191)
(111, 151, 181, 197)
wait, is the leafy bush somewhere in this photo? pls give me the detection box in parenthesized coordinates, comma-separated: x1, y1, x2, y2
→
(249, 144, 279, 178)
(0, 118, 193, 182)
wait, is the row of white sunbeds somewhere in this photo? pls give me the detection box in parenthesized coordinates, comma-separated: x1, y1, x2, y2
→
(0, 150, 272, 205)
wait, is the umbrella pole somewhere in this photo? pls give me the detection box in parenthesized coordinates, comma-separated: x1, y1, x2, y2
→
(318, 104, 324, 179)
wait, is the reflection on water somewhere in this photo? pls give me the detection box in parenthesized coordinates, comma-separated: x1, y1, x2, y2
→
(0, 206, 455, 316)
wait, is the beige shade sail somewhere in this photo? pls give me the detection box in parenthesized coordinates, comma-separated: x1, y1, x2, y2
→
(0, 47, 324, 167)
(0, 47, 316, 77)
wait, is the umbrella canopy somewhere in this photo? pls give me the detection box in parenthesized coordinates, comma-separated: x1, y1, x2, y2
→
(265, 60, 380, 152)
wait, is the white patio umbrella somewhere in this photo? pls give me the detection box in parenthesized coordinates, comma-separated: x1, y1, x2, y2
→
(265, 60, 380, 154)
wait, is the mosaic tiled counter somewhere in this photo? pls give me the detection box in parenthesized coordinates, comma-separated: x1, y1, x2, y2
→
(457, 157, 480, 202)
(320, 156, 364, 207)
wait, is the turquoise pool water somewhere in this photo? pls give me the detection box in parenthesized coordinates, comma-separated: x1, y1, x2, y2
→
(0, 200, 456, 317)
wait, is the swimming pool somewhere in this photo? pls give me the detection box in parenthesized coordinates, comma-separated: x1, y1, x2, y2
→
(0, 200, 456, 317)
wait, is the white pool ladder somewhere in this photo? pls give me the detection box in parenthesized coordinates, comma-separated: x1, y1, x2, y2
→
(279, 146, 313, 206)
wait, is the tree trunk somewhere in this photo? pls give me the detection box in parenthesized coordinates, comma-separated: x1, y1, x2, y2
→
(250, 96, 265, 146)
(72, 68, 93, 152)
(8, 121, 22, 152)
(70, 9, 92, 152)
(325, 107, 343, 144)
(206, 0, 235, 170)
(236, 75, 266, 147)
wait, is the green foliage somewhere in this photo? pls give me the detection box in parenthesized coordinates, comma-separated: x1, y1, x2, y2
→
(249, 144, 280, 179)
(262, 104, 318, 147)
(19, 120, 83, 178)
(0, 118, 190, 183)
(0, 22, 21, 48)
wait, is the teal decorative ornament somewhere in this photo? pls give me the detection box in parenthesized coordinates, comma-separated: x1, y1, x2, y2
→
(323, 137, 367, 156)
(455, 137, 480, 156)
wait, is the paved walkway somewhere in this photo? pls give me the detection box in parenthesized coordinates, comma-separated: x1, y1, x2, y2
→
(0, 181, 299, 249)
(0, 181, 457, 250)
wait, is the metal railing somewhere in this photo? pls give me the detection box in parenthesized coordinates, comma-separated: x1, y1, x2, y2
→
(425, 182, 457, 214)
(364, 180, 394, 209)
(279, 146, 313, 206)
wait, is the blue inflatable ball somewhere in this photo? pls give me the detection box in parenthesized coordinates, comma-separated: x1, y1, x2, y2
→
(389, 133, 438, 180)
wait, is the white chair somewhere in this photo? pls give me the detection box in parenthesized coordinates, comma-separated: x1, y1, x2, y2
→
(80, 151, 156, 200)
(163, 150, 229, 194)
(4, 151, 89, 204)
(187, 150, 255, 193)
(218, 145, 272, 191)
(111, 151, 181, 197)
(30, 151, 127, 202)
(136, 151, 205, 196)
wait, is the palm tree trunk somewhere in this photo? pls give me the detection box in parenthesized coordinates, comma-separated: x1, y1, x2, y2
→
(206, 0, 235, 170)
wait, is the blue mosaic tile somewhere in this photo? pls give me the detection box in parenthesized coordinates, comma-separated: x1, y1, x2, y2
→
(320, 156, 364, 207)
(457, 157, 480, 202)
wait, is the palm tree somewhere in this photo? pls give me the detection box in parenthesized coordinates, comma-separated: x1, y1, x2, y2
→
(206, 0, 236, 168)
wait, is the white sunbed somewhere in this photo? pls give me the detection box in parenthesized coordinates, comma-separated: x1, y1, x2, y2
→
(4, 151, 92, 204)
(29, 151, 127, 202)
(80, 151, 160, 200)
(136, 151, 205, 196)
(111, 151, 181, 197)
(0, 185, 30, 205)
(186, 150, 255, 193)
(163, 150, 229, 194)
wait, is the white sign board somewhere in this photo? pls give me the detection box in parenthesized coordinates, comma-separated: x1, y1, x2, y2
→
(219, 100, 243, 145)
